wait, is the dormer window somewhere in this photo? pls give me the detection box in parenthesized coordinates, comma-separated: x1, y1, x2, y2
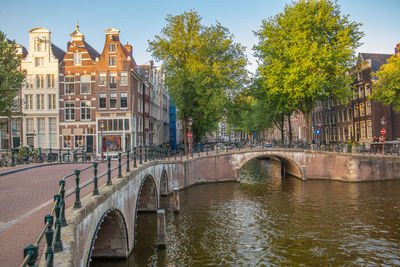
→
(109, 44, 116, 52)
(73, 53, 82, 65)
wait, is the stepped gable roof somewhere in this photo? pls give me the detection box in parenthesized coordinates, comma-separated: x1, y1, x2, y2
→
(360, 53, 392, 72)
(83, 40, 100, 61)
(51, 43, 66, 62)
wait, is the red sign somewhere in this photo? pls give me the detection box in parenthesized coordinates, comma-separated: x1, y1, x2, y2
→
(188, 132, 192, 138)
(381, 128, 386, 135)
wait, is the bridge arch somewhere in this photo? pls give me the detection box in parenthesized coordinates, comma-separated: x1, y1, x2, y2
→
(160, 169, 168, 196)
(238, 153, 303, 179)
(87, 208, 129, 265)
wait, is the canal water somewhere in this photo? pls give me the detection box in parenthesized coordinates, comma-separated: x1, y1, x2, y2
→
(92, 158, 400, 266)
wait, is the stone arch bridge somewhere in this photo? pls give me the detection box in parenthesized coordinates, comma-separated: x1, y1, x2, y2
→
(53, 148, 400, 266)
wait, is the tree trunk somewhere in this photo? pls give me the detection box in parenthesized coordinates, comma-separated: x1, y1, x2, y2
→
(306, 110, 313, 143)
(183, 120, 188, 154)
(287, 113, 292, 147)
(280, 113, 285, 145)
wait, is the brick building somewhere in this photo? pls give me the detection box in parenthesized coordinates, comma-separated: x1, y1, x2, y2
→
(95, 27, 144, 155)
(59, 24, 100, 152)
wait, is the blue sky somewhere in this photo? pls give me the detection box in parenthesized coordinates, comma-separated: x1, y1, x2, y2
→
(1, 0, 399, 73)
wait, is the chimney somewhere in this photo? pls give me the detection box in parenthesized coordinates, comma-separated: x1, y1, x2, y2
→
(396, 43, 400, 55)
(124, 43, 133, 57)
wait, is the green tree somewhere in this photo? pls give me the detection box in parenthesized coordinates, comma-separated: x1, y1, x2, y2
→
(254, 0, 363, 142)
(0, 31, 25, 118)
(370, 54, 400, 112)
(148, 10, 248, 152)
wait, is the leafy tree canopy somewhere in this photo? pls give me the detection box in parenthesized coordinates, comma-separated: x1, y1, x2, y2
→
(370, 54, 400, 112)
(0, 31, 25, 117)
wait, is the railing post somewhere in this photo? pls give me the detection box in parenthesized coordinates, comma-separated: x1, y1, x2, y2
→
(168, 149, 170, 161)
(11, 149, 16, 167)
(49, 148, 53, 162)
(206, 146, 209, 155)
(107, 156, 112, 185)
(118, 152, 122, 178)
(58, 148, 62, 162)
(145, 145, 148, 162)
(59, 180, 67, 226)
(73, 151, 77, 162)
(23, 244, 38, 267)
(187, 149, 189, 160)
(133, 147, 137, 168)
(81, 146, 84, 162)
(139, 145, 143, 165)
(180, 151, 183, 161)
(73, 170, 82, 209)
(126, 149, 130, 173)
(67, 149, 70, 162)
(53, 194, 63, 252)
(44, 214, 54, 266)
(216, 147, 218, 154)
(93, 163, 99, 195)
(174, 151, 177, 161)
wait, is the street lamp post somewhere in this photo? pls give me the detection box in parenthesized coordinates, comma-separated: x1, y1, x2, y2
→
(188, 117, 193, 157)
(100, 120, 105, 160)
(381, 116, 386, 155)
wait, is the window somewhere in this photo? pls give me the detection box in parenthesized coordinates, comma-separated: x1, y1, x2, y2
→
(26, 75, 34, 89)
(65, 76, 74, 94)
(338, 111, 342, 122)
(37, 118, 45, 148)
(99, 93, 106, 109)
(109, 72, 117, 89)
(47, 74, 55, 88)
(36, 94, 44, 110)
(25, 94, 33, 110)
(48, 94, 56, 110)
(65, 102, 75, 121)
(358, 86, 364, 99)
(366, 101, 371, 115)
(120, 92, 128, 108)
(63, 136, 71, 149)
(81, 101, 91, 120)
(367, 120, 372, 139)
(35, 39, 45, 52)
(75, 135, 83, 148)
(361, 121, 366, 139)
(73, 53, 82, 65)
(49, 118, 57, 148)
(354, 104, 359, 117)
(124, 119, 129, 131)
(343, 110, 347, 122)
(355, 122, 360, 141)
(26, 118, 34, 133)
(360, 102, 365, 117)
(80, 75, 91, 94)
(36, 74, 45, 89)
(110, 93, 117, 108)
(365, 84, 371, 96)
(109, 55, 116, 66)
(98, 73, 106, 86)
(35, 57, 44, 66)
(109, 44, 116, 52)
(120, 72, 128, 86)
(137, 82, 141, 93)
(348, 108, 352, 121)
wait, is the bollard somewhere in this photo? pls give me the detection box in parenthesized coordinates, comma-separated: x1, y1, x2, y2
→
(126, 149, 130, 173)
(25, 147, 29, 164)
(53, 194, 63, 252)
(173, 187, 180, 214)
(44, 214, 54, 266)
(39, 148, 43, 163)
(93, 163, 99, 195)
(11, 149, 16, 167)
(107, 157, 112, 185)
(180, 151, 183, 161)
(133, 147, 137, 168)
(49, 148, 53, 162)
(198, 149, 200, 157)
(187, 150, 189, 160)
(23, 244, 38, 267)
(59, 180, 67, 226)
(167, 149, 170, 161)
(157, 210, 167, 249)
(59, 148, 62, 163)
(206, 146, 209, 155)
(216, 147, 218, 154)
(302, 165, 307, 181)
(73, 170, 82, 208)
(117, 152, 122, 178)
(174, 151, 177, 161)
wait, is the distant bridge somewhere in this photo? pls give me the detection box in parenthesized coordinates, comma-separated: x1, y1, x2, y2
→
(44, 148, 400, 266)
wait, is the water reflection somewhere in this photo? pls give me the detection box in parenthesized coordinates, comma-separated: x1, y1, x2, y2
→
(92, 158, 400, 266)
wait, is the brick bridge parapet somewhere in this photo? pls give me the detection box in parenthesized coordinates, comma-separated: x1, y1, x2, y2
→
(50, 148, 400, 266)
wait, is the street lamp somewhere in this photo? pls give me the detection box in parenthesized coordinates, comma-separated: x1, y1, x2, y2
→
(100, 120, 105, 160)
(188, 117, 193, 157)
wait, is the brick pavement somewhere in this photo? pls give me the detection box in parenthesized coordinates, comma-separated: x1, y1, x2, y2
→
(0, 160, 119, 266)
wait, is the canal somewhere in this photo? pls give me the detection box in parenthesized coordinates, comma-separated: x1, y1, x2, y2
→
(92, 158, 400, 266)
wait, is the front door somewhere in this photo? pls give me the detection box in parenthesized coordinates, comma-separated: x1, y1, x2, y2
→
(86, 136, 93, 153)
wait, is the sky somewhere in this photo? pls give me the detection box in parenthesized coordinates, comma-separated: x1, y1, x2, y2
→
(1, 0, 399, 73)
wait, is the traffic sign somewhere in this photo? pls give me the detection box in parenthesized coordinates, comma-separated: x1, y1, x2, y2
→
(315, 129, 321, 135)
(381, 128, 386, 135)
(188, 132, 192, 138)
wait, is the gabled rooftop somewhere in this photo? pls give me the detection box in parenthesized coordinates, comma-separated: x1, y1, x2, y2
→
(359, 53, 392, 72)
